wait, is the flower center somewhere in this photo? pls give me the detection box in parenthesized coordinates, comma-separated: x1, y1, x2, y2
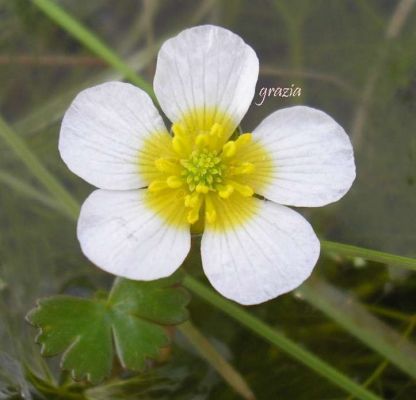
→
(143, 117, 269, 228)
(181, 149, 224, 193)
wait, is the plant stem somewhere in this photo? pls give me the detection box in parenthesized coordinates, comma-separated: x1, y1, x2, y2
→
(0, 170, 62, 212)
(346, 316, 416, 400)
(350, 0, 416, 147)
(298, 277, 416, 379)
(322, 240, 416, 271)
(183, 276, 381, 400)
(365, 305, 412, 322)
(32, 0, 155, 100)
(179, 321, 256, 400)
(0, 116, 79, 219)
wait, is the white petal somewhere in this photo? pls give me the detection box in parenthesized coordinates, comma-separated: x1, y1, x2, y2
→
(252, 106, 356, 207)
(154, 25, 259, 134)
(60, 81, 168, 190)
(201, 199, 320, 305)
(77, 189, 190, 280)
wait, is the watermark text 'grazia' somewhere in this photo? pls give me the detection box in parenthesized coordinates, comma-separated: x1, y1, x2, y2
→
(255, 84, 301, 106)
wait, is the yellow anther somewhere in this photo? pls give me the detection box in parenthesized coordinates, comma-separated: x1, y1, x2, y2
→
(172, 136, 191, 157)
(229, 180, 254, 197)
(195, 134, 208, 147)
(222, 141, 236, 158)
(187, 208, 200, 224)
(185, 193, 203, 224)
(221, 134, 252, 159)
(196, 183, 209, 194)
(209, 123, 224, 138)
(171, 122, 192, 156)
(235, 133, 252, 148)
(240, 162, 255, 174)
(218, 184, 234, 199)
(205, 211, 216, 224)
(230, 162, 255, 175)
(185, 192, 200, 208)
(201, 123, 224, 151)
(148, 180, 168, 192)
(205, 196, 217, 224)
(175, 189, 186, 200)
(184, 195, 192, 207)
(166, 175, 183, 189)
(140, 111, 268, 230)
(154, 158, 179, 173)
(172, 123, 187, 138)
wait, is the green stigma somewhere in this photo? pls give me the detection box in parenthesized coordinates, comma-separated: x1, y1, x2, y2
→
(180, 148, 224, 193)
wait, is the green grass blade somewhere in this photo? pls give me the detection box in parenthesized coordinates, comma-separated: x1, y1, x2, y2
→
(13, 43, 160, 138)
(322, 240, 416, 271)
(183, 276, 382, 400)
(32, 0, 155, 100)
(0, 116, 79, 219)
(179, 321, 255, 400)
(0, 170, 62, 212)
(298, 277, 416, 379)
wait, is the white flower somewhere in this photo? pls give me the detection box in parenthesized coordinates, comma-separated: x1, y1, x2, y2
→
(59, 25, 355, 305)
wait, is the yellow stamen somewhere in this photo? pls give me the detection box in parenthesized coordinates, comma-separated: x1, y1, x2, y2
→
(196, 183, 209, 194)
(148, 180, 168, 192)
(185, 192, 200, 208)
(229, 162, 255, 175)
(218, 184, 234, 199)
(140, 109, 273, 231)
(155, 158, 180, 173)
(228, 180, 254, 197)
(235, 133, 252, 147)
(166, 175, 183, 188)
(205, 123, 224, 150)
(222, 141, 236, 158)
(205, 195, 217, 224)
(209, 123, 223, 138)
(186, 193, 203, 224)
(172, 136, 191, 157)
(195, 134, 208, 148)
(172, 123, 192, 156)
(172, 123, 187, 137)
(187, 208, 199, 224)
(221, 133, 252, 159)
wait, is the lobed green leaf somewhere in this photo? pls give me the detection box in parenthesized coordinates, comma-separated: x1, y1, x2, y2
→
(26, 272, 190, 384)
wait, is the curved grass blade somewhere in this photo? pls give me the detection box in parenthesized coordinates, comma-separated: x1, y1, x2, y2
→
(179, 321, 256, 400)
(322, 240, 416, 271)
(183, 276, 382, 400)
(0, 116, 79, 219)
(298, 276, 416, 379)
(32, 0, 155, 100)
